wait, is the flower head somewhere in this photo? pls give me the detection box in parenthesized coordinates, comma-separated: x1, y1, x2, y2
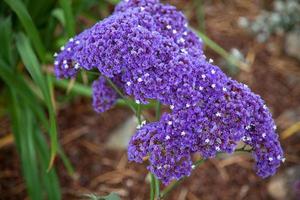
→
(55, 0, 283, 185)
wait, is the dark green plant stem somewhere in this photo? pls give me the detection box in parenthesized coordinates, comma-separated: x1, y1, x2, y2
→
(197, 31, 232, 62)
(136, 103, 142, 124)
(150, 173, 156, 200)
(147, 101, 163, 200)
(83, 70, 141, 115)
(160, 179, 184, 199)
(195, 30, 249, 71)
(52, 77, 155, 109)
(160, 149, 251, 199)
(151, 101, 162, 199)
(235, 147, 252, 153)
(104, 76, 137, 115)
(155, 101, 161, 120)
(160, 159, 205, 199)
(154, 175, 160, 199)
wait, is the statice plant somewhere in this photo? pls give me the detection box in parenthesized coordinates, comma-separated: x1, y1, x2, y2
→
(55, 0, 284, 198)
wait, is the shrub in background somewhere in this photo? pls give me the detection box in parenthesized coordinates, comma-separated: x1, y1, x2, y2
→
(239, 0, 300, 42)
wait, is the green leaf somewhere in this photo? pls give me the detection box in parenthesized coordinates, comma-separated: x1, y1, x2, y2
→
(9, 89, 61, 200)
(16, 33, 58, 169)
(16, 34, 47, 94)
(59, 0, 75, 37)
(9, 90, 44, 200)
(54, 78, 92, 97)
(52, 8, 66, 26)
(3, 0, 46, 61)
(26, 0, 55, 26)
(0, 17, 13, 66)
(0, 59, 49, 128)
(34, 129, 61, 200)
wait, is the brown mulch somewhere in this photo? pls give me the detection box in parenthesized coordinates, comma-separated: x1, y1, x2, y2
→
(1, 0, 300, 200)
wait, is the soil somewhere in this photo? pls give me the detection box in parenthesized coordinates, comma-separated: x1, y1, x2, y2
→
(1, 0, 300, 200)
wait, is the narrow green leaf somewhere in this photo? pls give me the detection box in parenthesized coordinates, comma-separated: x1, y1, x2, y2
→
(0, 59, 49, 129)
(54, 78, 92, 97)
(52, 8, 66, 26)
(0, 17, 13, 66)
(16, 34, 47, 94)
(59, 0, 75, 37)
(3, 0, 46, 61)
(34, 129, 61, 200)
(9, 90, 43, 200)
(16, 33, 58, 169)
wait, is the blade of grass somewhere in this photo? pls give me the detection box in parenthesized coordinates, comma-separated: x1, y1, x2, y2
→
(34, 129, 61, 200)
(0, 59, 74, 176)
(16, 35, 73, 173)
(52, 8, 66, 26)
(16, 33, 58, 169)
(0, 59, 49, 128)
(0, 17, 13, 66)
(59, 0, 75, 37)
(9, 90, 44, 200)
(47, 84, 59, 170)
(10, 90, 61, 200)
(4, 0, 46, 61)
(54, 77, 92, 97)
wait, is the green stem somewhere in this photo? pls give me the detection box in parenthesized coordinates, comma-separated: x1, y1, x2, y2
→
(136, 103, 142, 124)
(152, 100, 162, 199)
(155, 178, 160, 199)
(104, 76, 137, 114)
(155, 101, 161, 120)
(53, 76, 155, 110)
(160, 148, 251, 199)
(194, 158, 206, 168)
(150, 173, 156, 200)
(160, 159, 205, 199)
(195, 31, 249, 71)
(160, 178, 184, 199)
(234, 147, 252, 153)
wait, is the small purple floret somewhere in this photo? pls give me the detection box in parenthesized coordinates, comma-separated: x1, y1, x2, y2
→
(92, 77, 118, 113)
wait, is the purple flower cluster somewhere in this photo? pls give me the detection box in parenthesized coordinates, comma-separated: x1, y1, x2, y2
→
(54, 0, 284, 184)
(92, 77, 118, 113)
(129, 79, 283, 183)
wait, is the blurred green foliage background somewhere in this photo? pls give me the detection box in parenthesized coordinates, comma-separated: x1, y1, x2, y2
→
(0, 0, 121, 199)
